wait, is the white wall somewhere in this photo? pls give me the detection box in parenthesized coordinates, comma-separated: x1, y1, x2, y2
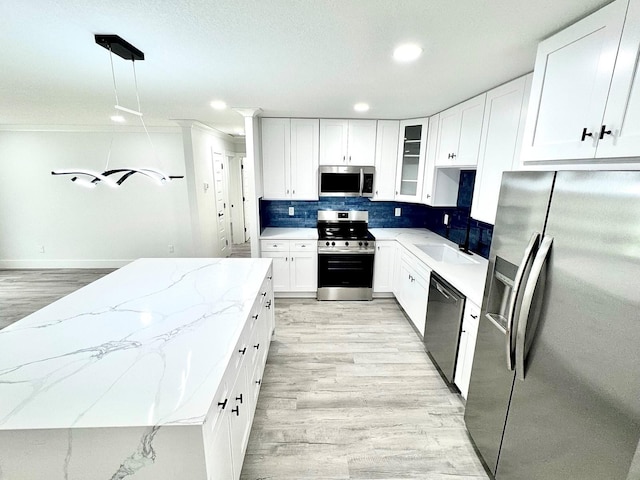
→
(180, 122, 238, 257)
(0, 128, 192, 268)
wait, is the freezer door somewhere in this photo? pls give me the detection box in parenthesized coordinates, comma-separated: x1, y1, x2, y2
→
(497, 171, 640, 479)
(465, 171, 554, 475)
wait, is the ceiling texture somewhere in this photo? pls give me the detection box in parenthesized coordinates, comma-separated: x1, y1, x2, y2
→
(1, 0, 613, 136)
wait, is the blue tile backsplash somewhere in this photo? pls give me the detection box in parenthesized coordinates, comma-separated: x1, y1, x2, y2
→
(260, 170, 494, 259)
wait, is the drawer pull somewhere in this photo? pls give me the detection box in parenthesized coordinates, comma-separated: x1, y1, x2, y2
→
(236, 393, 243, 404)
(232, 406, 240, 416)
(266, 300, 272, 309)
(254, 343, 260, 350)
(218, 399, 227, 409)
(239, 347, 247, 355)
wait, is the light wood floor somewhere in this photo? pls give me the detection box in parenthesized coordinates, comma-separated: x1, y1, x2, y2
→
(0, 269, 115, 330)
(0, 270, 488, 479)
(240, 298, 488, 479)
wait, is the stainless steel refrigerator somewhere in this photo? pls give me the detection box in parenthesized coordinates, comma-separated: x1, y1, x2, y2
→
(464, 170, 640, 479)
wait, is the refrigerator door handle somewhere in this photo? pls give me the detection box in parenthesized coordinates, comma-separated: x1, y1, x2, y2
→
(506, 232, 540, 371)
(516, 235, 553, 381)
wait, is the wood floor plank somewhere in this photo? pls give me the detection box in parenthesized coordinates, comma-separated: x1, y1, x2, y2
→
(241, 298, 488, 480)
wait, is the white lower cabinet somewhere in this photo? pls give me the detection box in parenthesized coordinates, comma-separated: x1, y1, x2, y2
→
(373, 240, 396, 294)
(261, 240, 317, 294)
(454, 300, 480, 399)
(204, 271, 273, 479)
(394, 246, 431, 335)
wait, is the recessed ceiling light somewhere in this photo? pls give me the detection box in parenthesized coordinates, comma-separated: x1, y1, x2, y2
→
(110, 114, 126, 123)
(393, 43, 423, 63)
(210, 100, 227, 110)
(354, 103, 370, 112)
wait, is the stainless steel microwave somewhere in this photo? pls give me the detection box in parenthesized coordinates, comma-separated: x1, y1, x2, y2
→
(318, 166, 375, 197)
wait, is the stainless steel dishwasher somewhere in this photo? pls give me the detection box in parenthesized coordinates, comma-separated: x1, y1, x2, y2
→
(424, 272, 466, 384)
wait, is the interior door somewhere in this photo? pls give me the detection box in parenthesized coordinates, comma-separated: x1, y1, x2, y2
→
(212, 150, 230, 257)
(229, 155, 246, 245)
(241, 157, 250, 242)
(496, 171, 640, 479)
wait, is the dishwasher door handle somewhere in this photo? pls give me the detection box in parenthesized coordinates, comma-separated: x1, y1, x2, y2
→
(435, 281, 452, 300)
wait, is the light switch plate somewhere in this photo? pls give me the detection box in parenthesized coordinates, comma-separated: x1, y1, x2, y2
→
(288, 207, 294, 216)
(394, 208, 401, 217)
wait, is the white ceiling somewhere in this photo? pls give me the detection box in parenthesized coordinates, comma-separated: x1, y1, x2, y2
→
(1, 0, 613, 136)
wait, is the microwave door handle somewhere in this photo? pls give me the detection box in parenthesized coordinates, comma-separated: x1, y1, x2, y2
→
(506, 232, 540, 371)
(516, 235, 553, 381)
(359, 168, 364, 196)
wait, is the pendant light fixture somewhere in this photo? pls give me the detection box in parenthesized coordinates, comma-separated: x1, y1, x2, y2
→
(51, 34, 183, 187)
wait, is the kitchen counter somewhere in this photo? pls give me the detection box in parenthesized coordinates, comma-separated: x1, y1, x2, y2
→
(0, 257, 272, 479)
(370, 228, 488, 306)
(260, 227, 318, 240)
(258, 227, 487, 306)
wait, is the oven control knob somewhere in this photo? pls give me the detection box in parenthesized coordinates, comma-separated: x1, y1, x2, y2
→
(331, 242, 335, 246)
(359, 241, 363, 246)
(345, 241, 349, 246)
(364, 242, 369, 247)
(325, 241, 330, 246)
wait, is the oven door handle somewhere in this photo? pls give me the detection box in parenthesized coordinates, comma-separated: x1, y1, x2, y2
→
(359, 168, 364, 197)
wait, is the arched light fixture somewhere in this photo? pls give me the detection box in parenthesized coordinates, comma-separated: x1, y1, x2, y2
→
(51, 34, 184, 188)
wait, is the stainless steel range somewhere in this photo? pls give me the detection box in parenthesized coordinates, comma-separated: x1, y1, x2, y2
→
(316, 210, 375, 301)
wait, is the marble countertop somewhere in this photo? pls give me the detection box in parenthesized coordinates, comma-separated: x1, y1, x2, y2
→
(260, 227, 318, 240)
(0, 258, 271, 431)
(371, 228, 488, 306)
(258, 227, 487, 306)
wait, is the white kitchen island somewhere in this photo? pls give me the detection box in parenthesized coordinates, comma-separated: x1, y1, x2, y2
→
(0, 258, 274, 480)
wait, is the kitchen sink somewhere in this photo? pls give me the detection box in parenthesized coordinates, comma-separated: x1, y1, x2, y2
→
(415, 244, 478, 265)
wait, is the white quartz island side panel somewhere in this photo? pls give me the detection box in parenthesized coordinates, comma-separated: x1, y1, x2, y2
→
(0, 258, 273, 479)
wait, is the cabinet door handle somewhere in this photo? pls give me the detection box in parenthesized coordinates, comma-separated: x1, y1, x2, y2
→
(375, 190, 379, 196)
(450, 153, 456, 158)
(231, 406, 240, 416)
(254, 343, 260, 349)
(236, 393, 243, 404)
(349, 156, 352, 162)
(599, 125, 612, 139)
(266, 300, 272, 309)
(426, 194, 431, 199)
(268, 275, 273, 280)
(581, 127, 594, 141)
(255, 379, 261, 385)
(261, 291, 267, 297)
(218, 399, 227, 409)
(239, 347, 247, 355)
(252, 314, 259, 320)
(471, 314, 478, 319)
(292, 189, 295, 194)
(342, 155, 346, 162)
(286, 189, 290, 194)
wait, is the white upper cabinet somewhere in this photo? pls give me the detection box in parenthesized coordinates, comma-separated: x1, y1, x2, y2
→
(290, 119, 320, 199)
(471, 74, 532, 224)
(319, 119, 377, 166)
(521, 0, 631, 162)
(261, 118, 290, 200)
(597, 0, 640, 158)
(395, 118, 428, 203)
(262, 118, 319, 200)
(373, 120, 400, 201)
(435, 94, 486, 167)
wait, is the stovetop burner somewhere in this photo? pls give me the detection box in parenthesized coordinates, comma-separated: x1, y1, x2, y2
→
(316, 210, 376, 253)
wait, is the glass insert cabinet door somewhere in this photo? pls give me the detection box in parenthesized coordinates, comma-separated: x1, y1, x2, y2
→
(395, 118, 428, 200)
(400, 125, 421, 195)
